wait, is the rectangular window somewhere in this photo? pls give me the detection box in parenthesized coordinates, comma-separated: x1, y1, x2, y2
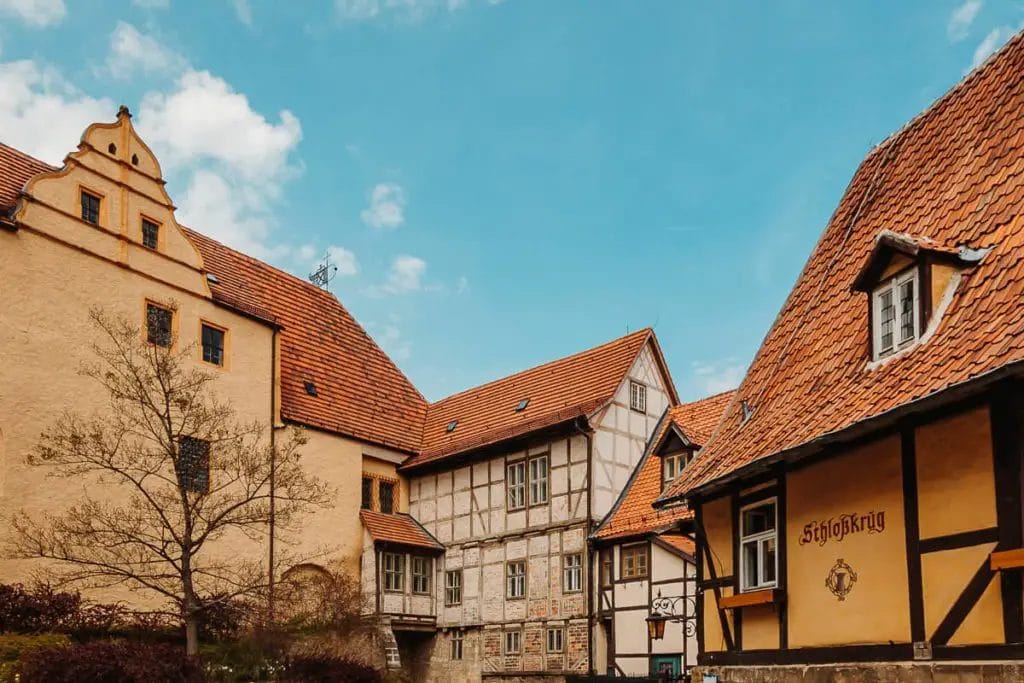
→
(662, 453, 687, 485)
(546, 627, 564, 653)
(201, 323, 225, 366)
(445, 569, 462, 606)
(507, 461, 526, 510)
(563, 553, 583, 593)
(141, 218, 159, 249)
(412, 556, 431, 594)
(146, 303, 172, 347)
(450, 630, 464, 660)
(176, 436, 210, 493)
(529, 455, 548, 505)
(739, 498, 778, 592)
(506, 561, 525, 599)
(872, 270, 919, 359)
(621, 544, 648, 580)
(630, 381, 647, 413)
(361, 477, 372, 510)
(383, 552, 404, 592)
(504, 630, 521, 655)
(80, 190, 100, 224)
(600, 548, 614, 587)
(379, 480, 395, 514)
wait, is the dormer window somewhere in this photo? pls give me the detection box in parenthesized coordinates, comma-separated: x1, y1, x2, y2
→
(872, 269, 919, 360)
(663, 451, 687, 484)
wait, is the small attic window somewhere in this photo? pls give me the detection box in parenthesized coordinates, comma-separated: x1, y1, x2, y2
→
(515, 399, 529, 412)
(206, 273, 220, 284)
(872, 269, 919, 360)
(304, 381, 318, 397)
(107, 143, 117, 154)
(446, 420, 458, 433)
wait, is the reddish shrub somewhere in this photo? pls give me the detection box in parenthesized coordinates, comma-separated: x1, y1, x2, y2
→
(0, 583, 82, 633)
(16, 640, 203, 682)
(282, 655, 380, 683)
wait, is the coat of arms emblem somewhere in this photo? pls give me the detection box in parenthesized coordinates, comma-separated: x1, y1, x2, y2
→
(825, 558, 857, 601)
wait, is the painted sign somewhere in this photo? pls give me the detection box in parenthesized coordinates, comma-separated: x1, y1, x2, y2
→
(799, 510, 886, 546)
(825, 558, 857, 601)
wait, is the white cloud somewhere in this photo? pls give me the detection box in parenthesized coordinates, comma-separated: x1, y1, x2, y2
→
(336, 0, 380, 20)
(366, 254, 427, 295)
(970, 25, 1014, 69)
(326, 245, 359, 276)
(0, 0, 65, 27)
(948, 0, 982, 42)
(104, 22, 186, 80)
(456, 275, 469, 294)
(231, 0, 253, 26)
(368, 322, 411, 361)
(360, 182, 405, 229)
(137, 69, 302, 185)
(335, 0, 499, 22)
(0, 60, 114, 164)
(132, 0, 169, 7)
(691, 359, 744, 395)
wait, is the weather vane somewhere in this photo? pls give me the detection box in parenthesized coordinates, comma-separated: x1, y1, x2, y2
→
(308, 252, 339, 291)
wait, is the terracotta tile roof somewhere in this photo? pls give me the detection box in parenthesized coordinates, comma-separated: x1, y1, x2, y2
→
(656, 533, 696, 559)
(594, 391, 733, 541)
(402, 328, 678, 471)
(359, 510, 443, 551)
(0, 142, 55, 214)
(664, 31, 1024, 501)
(186, 230, 428, 453)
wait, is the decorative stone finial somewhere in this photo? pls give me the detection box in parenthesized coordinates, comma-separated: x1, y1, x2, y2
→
(117, 105, 132, 119)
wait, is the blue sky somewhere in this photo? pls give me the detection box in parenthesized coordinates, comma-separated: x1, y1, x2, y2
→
(2, 1, 1021, 402)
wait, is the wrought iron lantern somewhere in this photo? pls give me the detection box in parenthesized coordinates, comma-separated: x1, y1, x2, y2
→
(646, 589, 697, 641)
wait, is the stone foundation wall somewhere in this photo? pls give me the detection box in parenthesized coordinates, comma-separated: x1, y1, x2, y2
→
(694, 662, 1024, 683)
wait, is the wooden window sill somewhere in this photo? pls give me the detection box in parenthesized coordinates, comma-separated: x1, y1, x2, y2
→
(719, 588, 784, 610)
(991, 548, 1024, 571)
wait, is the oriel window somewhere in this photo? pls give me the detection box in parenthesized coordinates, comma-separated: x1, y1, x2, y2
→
(412, 556, 431, 594)
(383, 552, 404, 592)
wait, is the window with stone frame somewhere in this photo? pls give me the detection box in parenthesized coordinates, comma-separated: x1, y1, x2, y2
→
(141, 218, 159, 249)
(201, 323, 225, 367)
(546, 627, 564, 653)
(383, 552, 404, 592)
(411, 556, 431, 594)
(146, 303, 173, 347)
(379, 480, 395, 514)
(361, 477, 372, 510)
(563, 553, 583, 593)
(600, 547, 614, 587)
(507, 460, 526, 510)
(504, 630, 521, 655)
(450, 630, 464, 660)
(445, 569, 462, 606)
(176, 437, 210, 494)
(506, 560, 526, 599)
(80, 189, 101, 225)
(620, 543, 648, 580)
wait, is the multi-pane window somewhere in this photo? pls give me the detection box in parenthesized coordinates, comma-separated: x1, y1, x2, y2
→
(80, 190, 100, 224)
(379, 480, 395, 514)
(450, 630, 464, 660)
(529, 455, 548, 505)
(176, 437, 210, 493)
(383, 552, 404, 592)
(146, 303, 172, 347)
(630, 380, 647, 413)
(507, 461, 526, 510)
(445, 569, 462, 606)
(621, 544, 648, 580)
(504, 630, 521, 655)
(872, 270, 919, 359)
(739, 499, 778, 592)
(563, 553, 582, 593)
(201, 324, 225, 366)
(141, 218, 159, 249)
(412, 556, 431, 594)
(506, 561, 526, 599)
(361, 477, 372, 510)
(600, 548, 614, 587)
(546, 627, 564, 653)
(662, 452, 688, 485)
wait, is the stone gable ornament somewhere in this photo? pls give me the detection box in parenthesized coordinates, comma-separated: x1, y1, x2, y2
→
(825, 558, 857, 601)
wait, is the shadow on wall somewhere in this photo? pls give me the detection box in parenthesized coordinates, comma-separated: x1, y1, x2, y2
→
(394, 631, 435, 682)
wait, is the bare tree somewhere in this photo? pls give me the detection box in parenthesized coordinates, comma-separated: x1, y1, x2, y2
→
(9, 308, 334, 656)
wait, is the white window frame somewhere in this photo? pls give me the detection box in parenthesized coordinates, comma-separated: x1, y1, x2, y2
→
(445, 569, 462, 606)
(507, 461, 526, 510)
(872, 269, 919, 360)
(563, 553, 583, 593)
(450, 629, 464, 660)
(546, 627, 564, 653)
(382, 552, 405, 593)
(504, 629, 522, 655)
(662, 452, 687, 484)
(411, 556, 431, 595)
(738, 498, 778, 593)
(529, 455, 549, 505)
(506, 560, 526, 599)
(630, 380, 647, 413)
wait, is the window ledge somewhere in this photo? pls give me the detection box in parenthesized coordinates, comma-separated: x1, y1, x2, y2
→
(991, 548, 1024, 571)
(719, 588, 784, 610)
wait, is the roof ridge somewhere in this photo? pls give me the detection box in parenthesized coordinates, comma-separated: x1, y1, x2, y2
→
(675, 388, 736, 408)
(428, 327, 652, 406)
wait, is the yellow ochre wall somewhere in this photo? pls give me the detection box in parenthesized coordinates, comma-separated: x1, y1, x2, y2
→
(701, 495, 733, 653)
